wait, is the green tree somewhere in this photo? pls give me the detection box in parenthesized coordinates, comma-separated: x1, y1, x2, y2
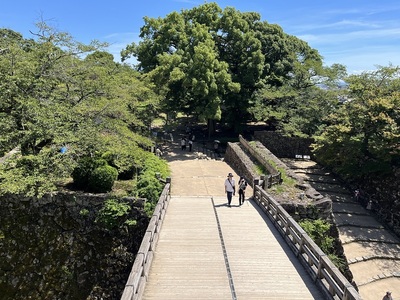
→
(123, 2, 323, 134)
(313, 65, 400, 178)
(249, 63, 347, 137)
(0, 23, 161, 196)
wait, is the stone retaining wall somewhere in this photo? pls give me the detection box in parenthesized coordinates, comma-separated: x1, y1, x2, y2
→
(0, 192, 147, 300)
(361, 170, 400, 237)
(254, 131, 313, 158)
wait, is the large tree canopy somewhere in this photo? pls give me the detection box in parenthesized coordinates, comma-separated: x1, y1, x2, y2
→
(0, 24, 161, 196)
(122, 2, 325, 133)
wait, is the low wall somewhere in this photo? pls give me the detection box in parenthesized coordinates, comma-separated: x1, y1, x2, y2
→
(224, 142, 258, 187)
(254, 131, 313, 158)
(224, 137, 332, 220)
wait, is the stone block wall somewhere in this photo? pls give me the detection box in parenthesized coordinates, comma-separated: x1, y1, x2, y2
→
(361, 169, 400, 237)
(224, 142, 258, 186)
(0, 192, 148, 300)
(254, 131, 313, 158)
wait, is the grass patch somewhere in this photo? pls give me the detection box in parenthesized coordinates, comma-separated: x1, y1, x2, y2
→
(277, 166, 296, 186)
(254, 163, 268, 175)
(111, 179, 135, 197)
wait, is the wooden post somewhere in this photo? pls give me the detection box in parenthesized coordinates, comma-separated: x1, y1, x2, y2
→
(253, 178, 260, 199)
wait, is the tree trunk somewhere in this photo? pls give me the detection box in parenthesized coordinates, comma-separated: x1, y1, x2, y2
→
(207, 119, 215, 138)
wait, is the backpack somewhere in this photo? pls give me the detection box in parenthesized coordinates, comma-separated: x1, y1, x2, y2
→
(239, 180, 247, 190)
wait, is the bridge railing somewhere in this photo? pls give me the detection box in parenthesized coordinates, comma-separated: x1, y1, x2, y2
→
(121, 179, 171, 300)
(253, 183, 361, 300)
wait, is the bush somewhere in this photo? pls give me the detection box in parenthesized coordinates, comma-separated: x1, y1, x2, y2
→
(88, 165, 118, 193)
(136, 174, 163, 201)
(299, 219, 334, 254)
(96, 198, 131, 229)
(72, 157, 108, 189)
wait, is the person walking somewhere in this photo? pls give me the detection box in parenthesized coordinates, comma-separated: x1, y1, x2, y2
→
(181, 137, 186, 151)
(188, 139, 193, 152)
(382, 291, 393, 300)
(224, 173, 235, 207)
(238, 176, 247, 205)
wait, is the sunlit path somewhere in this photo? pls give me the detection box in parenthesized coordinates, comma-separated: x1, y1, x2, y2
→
(142, 142, 324, 299)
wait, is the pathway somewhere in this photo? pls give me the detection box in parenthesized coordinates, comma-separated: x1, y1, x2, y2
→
(142, 142, 325, 299)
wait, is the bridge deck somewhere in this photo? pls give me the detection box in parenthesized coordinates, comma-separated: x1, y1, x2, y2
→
(143, 196, 324, 299)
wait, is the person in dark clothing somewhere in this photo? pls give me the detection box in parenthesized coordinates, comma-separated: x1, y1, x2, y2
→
(238, 176, 247, 205)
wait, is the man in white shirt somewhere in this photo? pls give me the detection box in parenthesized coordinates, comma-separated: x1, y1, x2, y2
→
(224, 173, 235, 207)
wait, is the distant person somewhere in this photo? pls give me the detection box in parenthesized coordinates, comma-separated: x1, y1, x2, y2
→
(214, 141, 220, 157)
(238, 176, 247, 205)
(354, 189, 360, 201)
(383, 291, 393, 300)
(156, 147, 163, 157)
(181, 138, 186, 150)
(224, 173, 235, 207)
(188, 139, 193, 152)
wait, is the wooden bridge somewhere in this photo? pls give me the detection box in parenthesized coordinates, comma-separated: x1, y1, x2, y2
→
(121, 147, 361, 300)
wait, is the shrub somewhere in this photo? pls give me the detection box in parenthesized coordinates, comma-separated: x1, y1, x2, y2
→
(136, 173, 163, 201)
(299, 219, 334, 254)
(88, 165, 118, 193)
(15, 155, 40, 173)
(72, 157, 108, 189)
(96, 198, 131, 229)
(135, 153, 169, 201)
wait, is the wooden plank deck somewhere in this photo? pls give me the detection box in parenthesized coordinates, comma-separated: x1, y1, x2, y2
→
(142, 195, 324, 300)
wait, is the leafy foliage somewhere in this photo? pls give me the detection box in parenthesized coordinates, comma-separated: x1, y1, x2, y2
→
(299, 218, 346, 273)
(299, 219, 334, 254)
(313, 65, 400, 179)
(71, 157, 107, 189)
(249, 64, 347, 137)
(0, 24, 161, 197)
(136, 153, 169, 201)
(88, 165, 118, 193)
(123, 3, 325, 134)
(95, 198, 131, 229)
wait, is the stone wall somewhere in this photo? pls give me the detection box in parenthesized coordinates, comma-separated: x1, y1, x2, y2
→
(254, 131, 400, 238)
(224, 142, 258, 186)
(358, 169, 400, 237)
(254, 131, 313, 158)
(0, 192, 148, 300)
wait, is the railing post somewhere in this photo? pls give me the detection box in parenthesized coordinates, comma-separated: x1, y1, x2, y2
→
(253, 178, 260, 199)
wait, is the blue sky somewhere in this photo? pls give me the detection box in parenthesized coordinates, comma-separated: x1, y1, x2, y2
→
(1, 0, 400, 74)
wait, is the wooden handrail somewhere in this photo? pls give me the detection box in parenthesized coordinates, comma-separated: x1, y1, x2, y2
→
(253, 184, 362, 300)
(120, 182, 171, 300)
